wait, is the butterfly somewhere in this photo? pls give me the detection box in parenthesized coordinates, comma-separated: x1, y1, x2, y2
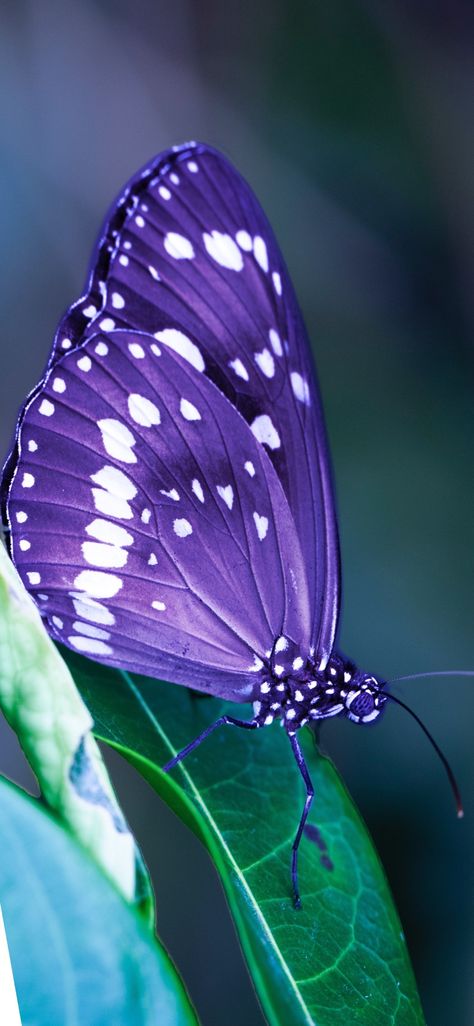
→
(1, 142, 460, 907)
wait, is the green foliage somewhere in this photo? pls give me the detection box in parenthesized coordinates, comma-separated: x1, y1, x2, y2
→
(0, 776, 197, 1026)
(0, 543, 152, 916)
(69, 652, 426, 1026)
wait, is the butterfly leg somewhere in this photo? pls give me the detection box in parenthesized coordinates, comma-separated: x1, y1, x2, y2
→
(163, 715, 258, 772)
(287, 732, 315, 909)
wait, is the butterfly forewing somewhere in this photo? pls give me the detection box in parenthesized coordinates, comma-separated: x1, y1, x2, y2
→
(47, 143, 340, 668)
(7, 328, 311, 697)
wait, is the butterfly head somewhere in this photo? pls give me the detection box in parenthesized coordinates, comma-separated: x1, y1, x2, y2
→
(315, 653, 387, 725)
(343, 675, 387, 724)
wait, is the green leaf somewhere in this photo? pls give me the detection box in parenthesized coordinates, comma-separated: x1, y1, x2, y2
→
(0, 776, 197, 1026)
(68, 652, 425, 1026)
(0, 543, 152, 919)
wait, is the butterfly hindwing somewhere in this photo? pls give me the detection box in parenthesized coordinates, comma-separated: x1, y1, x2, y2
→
(6, 328, 311, 697)
(46, 142, 340, 668)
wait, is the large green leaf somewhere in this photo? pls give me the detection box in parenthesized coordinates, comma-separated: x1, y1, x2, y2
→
(0, 776, 197, 1026)
(68, 652, 425, 1026)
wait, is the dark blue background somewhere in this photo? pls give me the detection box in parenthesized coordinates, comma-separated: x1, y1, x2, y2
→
(1, 3, 472, 1024)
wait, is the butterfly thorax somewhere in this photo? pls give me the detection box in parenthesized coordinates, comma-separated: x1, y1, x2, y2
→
(252, 640, 386, 734)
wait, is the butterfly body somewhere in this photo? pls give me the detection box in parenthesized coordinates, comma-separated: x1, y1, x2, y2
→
(251, 650, 386, 732)
(3, 141, 392, 904)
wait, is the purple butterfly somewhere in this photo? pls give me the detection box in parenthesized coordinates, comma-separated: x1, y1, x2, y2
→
(2, 142, 461, 906)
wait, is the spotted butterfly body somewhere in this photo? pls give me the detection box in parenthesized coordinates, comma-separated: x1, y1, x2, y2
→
(2, 142, 387, 903)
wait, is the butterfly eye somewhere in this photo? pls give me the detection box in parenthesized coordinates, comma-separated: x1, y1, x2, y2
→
(345, 689, 380, 722)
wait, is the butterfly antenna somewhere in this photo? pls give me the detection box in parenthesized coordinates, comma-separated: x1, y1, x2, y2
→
(391, 670, 474, 684)
(383, 691, 464, 818)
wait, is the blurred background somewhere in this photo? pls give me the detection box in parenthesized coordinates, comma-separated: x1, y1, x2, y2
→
(0, 2, 473, 1024)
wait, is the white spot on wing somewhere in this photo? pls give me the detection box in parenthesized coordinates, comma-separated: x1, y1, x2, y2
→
(173, 518, 192, 538)
(91, 465, 136, 519)
(92, 490, 132, 519)
(128, 393, 161, 427)
(244, 461, 255, 477)
(160, 488, 180, 501)
(236, 229, 253, 251)
(73, 569, 123, 598)
(217, 485, 234, 510)
(16, 512, 28, 523)
(151, 599, 166, 611)
(52, 377, 66, 393)
(19, 539, 30, 551)
(192, 479, 204, 503)
(229, 358, 249, 381)
(72, 621, 110, 641)
(27, 572, 41, 585)
(203, 231, 244, 271)
(100, 318, 115, 331)
(180, 398, 201, 421)
(91, 467, 137, 499)
(22, 473, 35, 488)
(250, 414, 281, 450)
(155, 329, 204, 372)
(68, 636, 113, 656)
(254, 348, 275, 378)
(111, 293, 125, 310)
(97, 419, 137, 464)
(253, 512, 269, 540)
(164, 232, 194, 260)
(77, 355, 92, 372)
(95, 341, 109, 356)
(71, 594, 116, 625)
(272, 271, 282, 295)
(28, 440, 37, 452)
(159, 186, 171, 200)
(39, 399, 55, 417)
(141, 508, 151, 523)
(253, 236, 269, 272)
(269, 328, 283, 357)
(85, 519, 133, 547)
(82, 541, 128, 569)
(290, 372, 310, 405)
(128, 342, 145, 359)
